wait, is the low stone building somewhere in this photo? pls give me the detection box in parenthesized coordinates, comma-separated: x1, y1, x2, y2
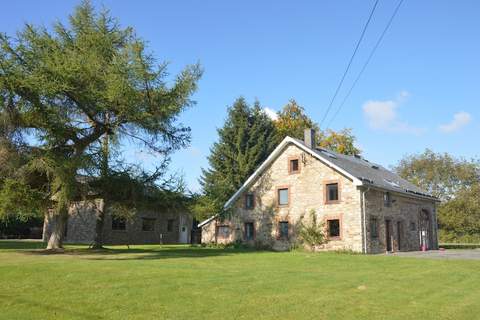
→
(43, 199, 192, 245)
(199, 129, 439, 253)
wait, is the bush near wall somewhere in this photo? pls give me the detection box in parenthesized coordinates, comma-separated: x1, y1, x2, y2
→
(0, 215, 43, 239)
(439, 229, 480, 244)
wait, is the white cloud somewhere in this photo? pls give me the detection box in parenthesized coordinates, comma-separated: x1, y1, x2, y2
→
(439, 112, 472, 133)
(363, 100, 397, 130)
(263, 107, 278, 120)
(362, 91, 424, 135)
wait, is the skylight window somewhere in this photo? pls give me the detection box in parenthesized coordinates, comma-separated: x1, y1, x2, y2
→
(320, 149, 337, 159)
(384, 179, 400, 188)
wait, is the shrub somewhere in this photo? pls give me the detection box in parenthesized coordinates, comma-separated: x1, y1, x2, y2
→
(297, 210, 327, 250)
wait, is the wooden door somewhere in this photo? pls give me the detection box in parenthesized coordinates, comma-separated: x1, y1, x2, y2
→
(385, 220, 392, 252)
(397, 221, 402, 251)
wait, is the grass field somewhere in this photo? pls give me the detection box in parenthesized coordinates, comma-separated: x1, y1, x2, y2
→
(1, 241, 479, 320)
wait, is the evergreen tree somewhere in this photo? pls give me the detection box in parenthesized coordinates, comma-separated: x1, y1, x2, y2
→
(197, 98, 276, 216)
(0, 1, 201, 249)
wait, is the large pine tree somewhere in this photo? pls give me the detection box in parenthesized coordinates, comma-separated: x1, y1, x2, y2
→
(0, 1, 201, 249)
(198, 98, 276, 215)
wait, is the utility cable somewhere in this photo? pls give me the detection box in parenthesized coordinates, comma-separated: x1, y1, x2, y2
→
(319, 0, 380, 128)
(325, 0, 405, 129)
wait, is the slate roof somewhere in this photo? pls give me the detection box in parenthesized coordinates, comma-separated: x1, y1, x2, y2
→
(293, 138, 437, 200)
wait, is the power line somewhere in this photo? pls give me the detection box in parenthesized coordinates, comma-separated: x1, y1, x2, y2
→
(325, 0, 405, 129)
(319, 0, 379, 128)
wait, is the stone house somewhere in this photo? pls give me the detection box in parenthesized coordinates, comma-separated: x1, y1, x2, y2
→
(199, 129, 439, 253)
(43, 199, 192, 245)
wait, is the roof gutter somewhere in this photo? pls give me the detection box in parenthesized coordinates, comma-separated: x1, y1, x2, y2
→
(360, 184, 440, 203)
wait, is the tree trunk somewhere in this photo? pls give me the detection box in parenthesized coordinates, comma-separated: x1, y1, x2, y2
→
(92, 200, 106, 249)
(46, 208, 68, 250)
(92, 129, 110, 249)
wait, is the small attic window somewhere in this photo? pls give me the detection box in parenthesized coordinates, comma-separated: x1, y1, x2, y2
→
(321, 149, 337, 159)
(371, 165, 379, 169)
(288, 157, 300, 174)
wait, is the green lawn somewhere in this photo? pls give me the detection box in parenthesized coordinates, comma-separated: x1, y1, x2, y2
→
(1, 241, 479, 320)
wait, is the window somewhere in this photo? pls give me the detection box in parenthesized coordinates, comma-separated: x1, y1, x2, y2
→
(277, 188, 289, 206)
(326, 183, 339, 203)
(112, 216, 126, 231)
(245, 193, 255, 210)
(370, 217, 378, 239)
(327, 219, 340, 238)
(410, 221, 416, 231)
(278, 221, 289, 239)
(384, 192, 392, 207)
(216, 225, 230, 239)
(244, 222, 255, 241)
(142, 218, 155, 232)
(167, 219, 174, 232)
(289, 158, 300, 174)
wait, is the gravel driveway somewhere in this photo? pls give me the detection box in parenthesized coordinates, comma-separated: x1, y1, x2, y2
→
(393, 249, 480, 260)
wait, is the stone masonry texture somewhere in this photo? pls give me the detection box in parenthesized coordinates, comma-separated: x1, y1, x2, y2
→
(43, 199, 192, 245)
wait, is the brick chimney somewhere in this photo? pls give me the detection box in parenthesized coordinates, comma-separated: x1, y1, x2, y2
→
(304, 128, 316, 149)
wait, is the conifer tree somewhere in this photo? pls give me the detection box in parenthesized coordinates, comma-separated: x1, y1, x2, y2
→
(197, 98, 276, 216)
(0, 1, 201, 249)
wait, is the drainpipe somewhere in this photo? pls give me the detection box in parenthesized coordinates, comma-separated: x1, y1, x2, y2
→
(361, 187, 370, 254)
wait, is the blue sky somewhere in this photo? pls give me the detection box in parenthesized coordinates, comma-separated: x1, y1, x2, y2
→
(2, 1, 479, 191)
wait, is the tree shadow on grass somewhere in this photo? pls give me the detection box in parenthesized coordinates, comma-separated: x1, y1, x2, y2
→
(0, 240, 45, 250)
(2, 240, 273, 261)
(12, 242, 265, 261)
(82, 246, 262, 261)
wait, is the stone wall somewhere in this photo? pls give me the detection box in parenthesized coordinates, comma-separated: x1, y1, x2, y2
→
(43, 200, 192, 245)
(364, 189, 439, 253)
(101, 210, 191, 245)
(42, 201, 101, 243)
(201, 143, 363, 252)
(66, 200, 102, 243)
